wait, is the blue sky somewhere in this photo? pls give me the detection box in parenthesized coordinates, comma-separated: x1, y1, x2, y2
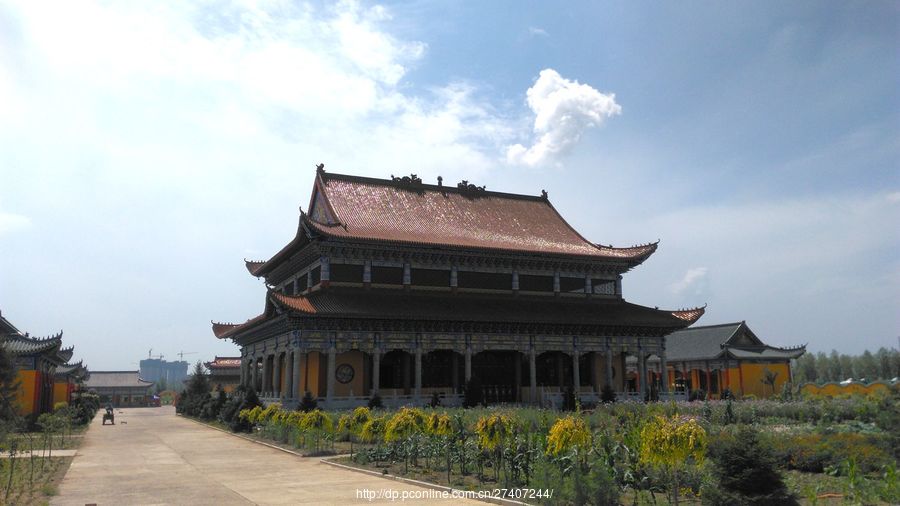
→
(0, 1, 897, 369)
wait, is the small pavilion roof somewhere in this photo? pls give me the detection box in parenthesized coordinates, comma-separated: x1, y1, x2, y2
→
(664, 321, 806, 362)
(247, 170, 658, 277)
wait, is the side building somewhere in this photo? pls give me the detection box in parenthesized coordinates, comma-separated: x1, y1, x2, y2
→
(205, 357, 242, 393)
(663, 321, 805, 398)
(212, 168, 706, 408)
(1, 310, 87, 416)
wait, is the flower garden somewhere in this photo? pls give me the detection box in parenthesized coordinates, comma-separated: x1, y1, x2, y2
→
(197, 385, 900, 505)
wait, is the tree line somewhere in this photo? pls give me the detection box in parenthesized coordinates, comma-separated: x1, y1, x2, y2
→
(793, 347, 900, 384)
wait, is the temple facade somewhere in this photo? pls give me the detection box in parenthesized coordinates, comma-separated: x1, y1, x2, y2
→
(1, 310, 86, 416)
(213, 168, 705, 408)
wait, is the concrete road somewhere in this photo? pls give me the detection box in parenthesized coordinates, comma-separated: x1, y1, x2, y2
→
(53, 406, 480, 505)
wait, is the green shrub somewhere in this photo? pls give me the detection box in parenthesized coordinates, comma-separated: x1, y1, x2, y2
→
(704, 426, 796, 505)
(771, 431, 893, 474)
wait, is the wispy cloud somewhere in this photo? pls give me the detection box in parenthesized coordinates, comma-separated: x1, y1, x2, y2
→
(669, 267, 708, 296)
(527, 26, 548, 37)
(507, 69, 621, 167)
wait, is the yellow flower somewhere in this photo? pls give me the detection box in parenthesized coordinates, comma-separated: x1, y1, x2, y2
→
(425, 412, 453, 437)
(474, 414, 512, 451)
(385, 407, 426, 441)
(638, 415, 707, 468)
(545, 415, 591, 457)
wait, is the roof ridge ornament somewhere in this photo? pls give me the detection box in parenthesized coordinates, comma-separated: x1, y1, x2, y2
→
(390, 173, 423, 191)
(541, 189, 548, 200)
(316, 163, 325, 175)
(457, 179, 486, 196)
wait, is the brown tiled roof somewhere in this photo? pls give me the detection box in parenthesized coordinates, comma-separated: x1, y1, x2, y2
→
(244, 260, 266, 276)
(271, 292, 317, 313)
(670, 305, 707, 324)
(267, 288, 698, 329)
(212, 314, 269, 339)
(302, 172, 657, 260)
(212, 322, 241, 338)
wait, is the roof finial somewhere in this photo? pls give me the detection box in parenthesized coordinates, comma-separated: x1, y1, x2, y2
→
(541, 189, 548, 200)
(437, 176, 443, 187)
(316, 163, 325, 175)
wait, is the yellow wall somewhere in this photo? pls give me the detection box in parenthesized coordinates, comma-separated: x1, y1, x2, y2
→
(15, 370, 38, 415)
(801, 382, 892, 398)
(333, 351, 366, 397)
(303, 351, 321, 397)
(53, 382, 69, 406)
(736, 362, 790, 398)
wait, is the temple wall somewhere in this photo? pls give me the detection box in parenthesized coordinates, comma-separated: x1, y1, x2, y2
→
(303, 351, 321, 397)
(801, 381, 892, 398)
(53, 382, 69, 406)
(15, 370, 39, 415)
(333, 350, 366, 397)
(737, 362, 790, 398)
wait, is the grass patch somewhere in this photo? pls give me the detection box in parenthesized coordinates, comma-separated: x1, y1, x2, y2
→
(0, 456, 73, 506)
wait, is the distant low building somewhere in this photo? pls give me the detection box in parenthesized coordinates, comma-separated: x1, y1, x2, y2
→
(85, 371, 154, 407)
(205, 357, 241, 393)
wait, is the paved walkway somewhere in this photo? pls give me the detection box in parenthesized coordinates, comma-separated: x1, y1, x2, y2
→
(53, 406, 480, 505)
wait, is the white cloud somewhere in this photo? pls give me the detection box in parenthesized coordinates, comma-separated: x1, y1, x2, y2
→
(507, 69, 621, 167)
(887, 191, 900, 203)
(0, 211, 30, 236)
(527, 27, 548, 37)
(0, 0, 517, 368)
(669, 267, 708, 295)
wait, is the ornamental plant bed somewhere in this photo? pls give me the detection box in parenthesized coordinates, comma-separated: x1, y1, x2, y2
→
(214, 393, 899, 504)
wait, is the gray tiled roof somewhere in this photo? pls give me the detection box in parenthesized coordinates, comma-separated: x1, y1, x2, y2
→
(1, 334, 62, 356)
(0, 311, 21, 336)
(664, 322, 743, 361)
(664, 321, 806, 362)
(728, 347, 806, 359)
(85, 371, 154, 389)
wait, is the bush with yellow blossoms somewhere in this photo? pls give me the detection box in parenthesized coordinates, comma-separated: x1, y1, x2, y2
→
(424, 412, 453, 437)
(639, 415, 707, 505)
(474, 413, 512, 451)
(385, 407, 426, 442)
(545, 415, 592, 457)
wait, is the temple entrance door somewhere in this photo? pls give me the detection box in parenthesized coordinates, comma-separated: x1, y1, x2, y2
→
(472, 351, 519, 403)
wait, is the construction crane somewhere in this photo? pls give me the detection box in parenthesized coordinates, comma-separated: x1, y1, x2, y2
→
(177, 350, 197, 361)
